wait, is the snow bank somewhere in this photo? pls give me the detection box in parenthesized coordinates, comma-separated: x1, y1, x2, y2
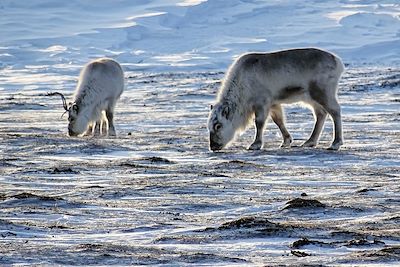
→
(0, 0, 399, 73)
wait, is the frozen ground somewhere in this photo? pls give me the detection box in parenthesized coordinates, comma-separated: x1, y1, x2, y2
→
(1, 0, 400, 266)
(1, 68, 399, 266)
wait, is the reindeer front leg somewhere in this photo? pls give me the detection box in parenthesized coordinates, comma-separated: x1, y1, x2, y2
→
(270, 104, 292, 148)
(93, 120, 103, 136)
(249, 105, 269, 150)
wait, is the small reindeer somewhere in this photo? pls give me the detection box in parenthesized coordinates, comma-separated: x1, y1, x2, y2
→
(49, 58, 124, 137)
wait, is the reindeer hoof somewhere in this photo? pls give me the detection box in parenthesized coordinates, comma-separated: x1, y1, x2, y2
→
(302, 140, 317, 148)
(327, 140, 343, 151)
(280, 143, 291, 148)
(248, 142, 262, 150)
(280, 138, 293, 148)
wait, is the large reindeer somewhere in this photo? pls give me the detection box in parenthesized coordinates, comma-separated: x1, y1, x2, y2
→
(208, 48, 344, 151)
(49, 58, 124, 137)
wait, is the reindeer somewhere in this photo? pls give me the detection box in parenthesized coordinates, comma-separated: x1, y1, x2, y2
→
(208, 48, 344, 151)
(48, 58, 124, 137)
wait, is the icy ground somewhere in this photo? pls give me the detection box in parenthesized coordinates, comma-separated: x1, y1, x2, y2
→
(1, 0, 400, 265)
(1, 0, 400, 71)
(0, 67, 399, 265)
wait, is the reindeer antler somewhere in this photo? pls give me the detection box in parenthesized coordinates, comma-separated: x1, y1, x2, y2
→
(47, 92, 68, 111)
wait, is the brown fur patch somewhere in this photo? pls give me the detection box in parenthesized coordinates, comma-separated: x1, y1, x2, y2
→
(276, 86, 304, 100)
(309, 81, 328, 105)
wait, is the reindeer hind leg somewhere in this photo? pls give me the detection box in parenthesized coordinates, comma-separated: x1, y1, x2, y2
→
(309, 80, 343, 150)
(302, 104, 327, 147)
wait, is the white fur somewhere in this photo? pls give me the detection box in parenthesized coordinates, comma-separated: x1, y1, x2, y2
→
(208, 48, 344, 151)
(68, 58, 124, 137)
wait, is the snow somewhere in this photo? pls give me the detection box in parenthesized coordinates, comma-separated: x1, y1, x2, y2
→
(1, 0, 400, 265)
(1, 0, 400, 73)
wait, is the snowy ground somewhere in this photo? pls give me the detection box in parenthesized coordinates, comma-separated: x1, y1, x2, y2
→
(1, 67, 400, 265)
(1, 0, 400, 266)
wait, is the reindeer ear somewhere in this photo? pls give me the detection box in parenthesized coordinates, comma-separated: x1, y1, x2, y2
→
(222, 105, 231, 119)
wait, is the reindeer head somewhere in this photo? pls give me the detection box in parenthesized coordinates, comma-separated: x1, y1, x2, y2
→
(207, 102, 236, 151)
(47, 92, 87, 136)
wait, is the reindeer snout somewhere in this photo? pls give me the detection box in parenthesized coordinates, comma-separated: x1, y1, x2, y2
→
(68, 128, 78, 137)
(209, 137, 223, 151)
(210, 144, 223, 152)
